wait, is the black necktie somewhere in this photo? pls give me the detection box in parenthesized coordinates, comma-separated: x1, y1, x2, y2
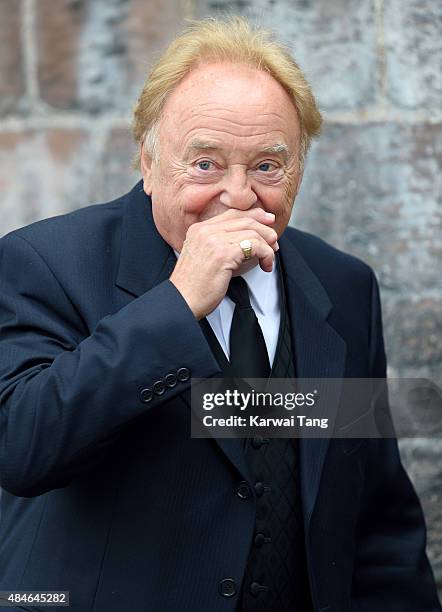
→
(227, 276, 271, 379)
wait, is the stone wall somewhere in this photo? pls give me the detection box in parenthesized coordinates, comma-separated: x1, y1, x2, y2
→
(0, 0, 441, 597)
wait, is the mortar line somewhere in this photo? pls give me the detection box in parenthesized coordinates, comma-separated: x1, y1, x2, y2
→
(22, 0, 39, 107)
(375, 0, 387, 109)
(182, 0, 196, 21)
(1, 109, 441, 134)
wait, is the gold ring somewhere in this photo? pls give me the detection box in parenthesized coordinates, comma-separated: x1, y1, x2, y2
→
(239, 239, 253, 261)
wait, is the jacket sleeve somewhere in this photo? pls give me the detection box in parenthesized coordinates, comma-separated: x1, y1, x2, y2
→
(0, 232, 220, 498)
(351, 272, 441, 611)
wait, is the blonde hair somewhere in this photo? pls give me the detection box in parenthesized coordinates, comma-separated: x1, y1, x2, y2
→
(132, 16, 322, 170)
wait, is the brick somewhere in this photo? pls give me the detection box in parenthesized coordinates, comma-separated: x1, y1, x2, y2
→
(384, 0, 442, 110)
(0, 129, 93, 237)
(383, 298, 442, 371)
(399, 439, 442, 585)
(36, 0, 85, 109)
(294, 123, 442, 293)
(90, 127, 139, 202)
(194, 0, 379, 110)
(36, 0, 186, 111)
(126, 0, 186, 81)
(0, 0, 25, 114)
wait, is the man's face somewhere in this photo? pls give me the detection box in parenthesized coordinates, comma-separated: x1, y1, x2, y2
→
(141, 62, 303, 252)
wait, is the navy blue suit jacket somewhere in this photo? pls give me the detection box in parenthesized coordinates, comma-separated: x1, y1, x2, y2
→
(0, 182, 440, 611)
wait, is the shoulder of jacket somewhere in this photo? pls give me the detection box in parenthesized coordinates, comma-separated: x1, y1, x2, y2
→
(283, 225, 374, 281)
(2, 191, 129, 256)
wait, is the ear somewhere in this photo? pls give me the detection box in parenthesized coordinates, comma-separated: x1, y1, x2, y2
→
(140, 142, 153, 196)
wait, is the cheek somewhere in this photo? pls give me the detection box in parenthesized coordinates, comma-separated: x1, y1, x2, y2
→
(151, 197, 173, 233)
(178, 183, 221, 217)
(258, 184, 295, 235)
(260, 185, 293, 217)
(152, 184, 218, 243)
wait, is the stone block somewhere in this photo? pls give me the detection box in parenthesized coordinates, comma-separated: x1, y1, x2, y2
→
(293, 122, 442, 294)
(36, 0, 186, 111)
(383, 297, 442, 373)
(0, 129, 94, 237)
(90, 126, 139, 202)
(194, 0, 379, 110)
(0, 0, 25, 114)
(384, 0, 442, 110)
(36, 0, 85, 109)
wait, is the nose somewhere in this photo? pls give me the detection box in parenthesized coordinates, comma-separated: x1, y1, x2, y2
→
(219, 166, 257, 210)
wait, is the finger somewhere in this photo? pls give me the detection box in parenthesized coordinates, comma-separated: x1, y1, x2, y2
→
(225, 229, 279, 252)
(216, 218, 278, 246)
(254, 241, 276, 272)
(202, 207, 275, 226)
(229, 236, 275, 272)
(186, 217, 278, 251)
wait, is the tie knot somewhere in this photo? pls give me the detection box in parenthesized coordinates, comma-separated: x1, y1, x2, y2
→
(227, 276, 251, 309)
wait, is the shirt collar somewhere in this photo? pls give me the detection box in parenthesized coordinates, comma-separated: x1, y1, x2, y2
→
(241, 259, 278, 316)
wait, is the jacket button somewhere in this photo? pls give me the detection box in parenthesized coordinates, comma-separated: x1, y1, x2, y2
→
(251, 436, 269, 449)
(139, 388, 152, 403)
(153, 380, 166, 396)
(254, 482, 265, 497)
(177, 367, 190, 382)
(250, 582, 269, 597)
(235, 481, 252, 499)
(254, 533, 271, 548)
(219, 578, 237, 597)
(164, 373, 177, 388)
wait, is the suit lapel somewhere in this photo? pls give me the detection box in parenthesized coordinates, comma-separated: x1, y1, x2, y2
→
(279, 231, 347, 529)
(115, 181, 176, 299)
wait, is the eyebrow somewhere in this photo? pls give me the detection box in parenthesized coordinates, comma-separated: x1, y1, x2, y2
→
(186, 139, 219, 151)
(260, 144, 290, 161)
(185, 139, 291, 162)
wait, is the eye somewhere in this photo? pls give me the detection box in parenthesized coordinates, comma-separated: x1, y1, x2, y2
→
(196, 160, 213, 171)
(257, 162, 275, 172)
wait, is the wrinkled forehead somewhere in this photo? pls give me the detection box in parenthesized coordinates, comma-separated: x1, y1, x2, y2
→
(159, 62, 300, 152)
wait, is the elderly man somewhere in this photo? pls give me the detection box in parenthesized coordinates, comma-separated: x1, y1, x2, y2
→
(0, 17, 440, 612)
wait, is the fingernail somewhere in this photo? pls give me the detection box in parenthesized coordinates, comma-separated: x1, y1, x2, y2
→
(265, 212, 275, 220)
(275, 241, 280, 250)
